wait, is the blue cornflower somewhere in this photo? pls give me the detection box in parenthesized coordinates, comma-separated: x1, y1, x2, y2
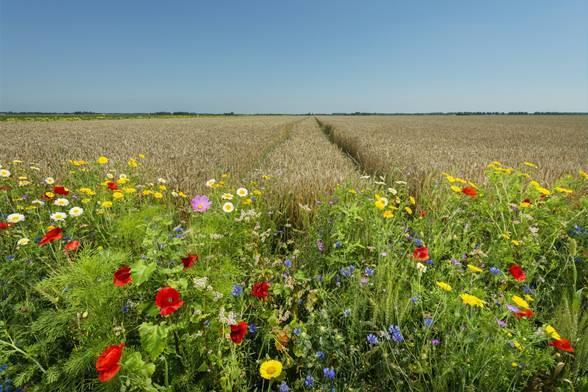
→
(367, 333, 379, 345)
(284, 258, 292, 268)
(323, 367, 336, 380)
(121, 303, 130, 313)
(414, 238, 424, 247)
(523, 285, 535, 294)
(304, 375, 314, 387)
(388, 325, 404, 343)
(410, 296, 419, 303)
(316, 351, 325, 361)
(423, 317, 434, 327)
(364, 267, 375, 277)
(334, 241, 343, 249)
(231, 284, 243, 297)
(293, 328, 302, 336)
(0, 364, 7, 373)
(248, 323, 257, 334)
(5, 255, 15, 261)
(340, 266, 354, 278)
(343, 308, 351, 317)
(489, 267, 501, 275)
(278, 381, 289, 392)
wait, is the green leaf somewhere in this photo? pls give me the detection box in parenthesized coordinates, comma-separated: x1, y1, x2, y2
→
(139, 322, 169, 361)
(132, 260, 157, 286)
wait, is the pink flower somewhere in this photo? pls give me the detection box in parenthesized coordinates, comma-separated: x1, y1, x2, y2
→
(190, 195, 212, 213)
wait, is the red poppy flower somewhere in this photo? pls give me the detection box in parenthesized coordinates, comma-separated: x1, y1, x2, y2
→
(413, 247, 429, 262)
(113, 266, 132, 286)
(107, 181, 118, 191)
(549, 338, 574, 353)
(53, 185, 69, 195)
(39, 227, 63, 246)
(508, 264, 526, 281)
(96, 342, 124, 382)
(181, 253, 198, 269)
(155, 287, 184, 316)
(514, 309, 534, 319)
(252, 281, 270, 298)
(64, 240, 81, 252)
(0, 222, 10, 230)
(461, 186, 477, 197)
(230, 321, 248, 344)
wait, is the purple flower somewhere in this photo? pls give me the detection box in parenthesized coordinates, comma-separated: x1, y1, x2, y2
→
(293, 328, 302, 336)
(364, 267, 375, 277)
(304, 375, 314, 387)
(367, 334, 379, 345)
(316, 239, 325, 252)
(496, 318, 507, 328)
(506, 304, 520, 313)
(278, 382, 289, 392)
(190, 195, 212, 213)
(284, 259, 292, 268)
(248, 323, 257, 334)
(431, 339, 441, 345)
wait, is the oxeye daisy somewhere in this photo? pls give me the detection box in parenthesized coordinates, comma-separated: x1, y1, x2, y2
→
(44, 177, 55, 185)
(69, 207, 84, 217)
(6, 213, 25, 224)
(50, 212, 67, 222)
(223, 202, 235, 213)
(54, 198, 70, 207)
(0, 169, 11, 177)
(236, 187, 248, 197)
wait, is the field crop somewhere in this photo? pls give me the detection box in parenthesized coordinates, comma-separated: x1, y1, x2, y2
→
(1, 116, 587, 391)
(317, 115, 588, 187)
(0, 116, 298, 193)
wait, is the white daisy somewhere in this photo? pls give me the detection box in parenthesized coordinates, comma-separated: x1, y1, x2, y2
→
(7, 213, 25, 223)
(17, 238, 30, 246)
(54, 198, 70, 207)
(44, 177, 55, 185)
(50, 212, 67, 222)
(69, 207, 84, 217)
(222, 202, 234, 213)
(236, 187, 248, 197)
(0, 169, 10, 178)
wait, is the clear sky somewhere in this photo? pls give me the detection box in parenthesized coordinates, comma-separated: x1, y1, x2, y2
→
(1, 0, 587, 113)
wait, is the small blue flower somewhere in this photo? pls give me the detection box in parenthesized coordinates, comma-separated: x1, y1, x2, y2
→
(323, 367, 336, 380)
(0, 364, 7, 373)
(364, 267, 375, 277)
(278, 381, 289, 392)
(293, 328, 302, 336)
(413, 239, 424, 247)
(367, 333, 379, 345)
(121, 304, 129, 313)
(523, 285, 535, 294)
(388, 325, 404, 343)
(410, 296, 419, 303)
(304, 374, 314, 387)
(343, 308, 351, 317)
(5, 255, 15, 261)
(334, 241, 343, 249)
(316, 351, 325, 361)
(340, 266, 353, 278)
(423, 317, 434, 328)
(231, 284, 243, 297)
(490, 267, 501, 275)
(284, 259, 292, 268)
(248, 323, 257, 334)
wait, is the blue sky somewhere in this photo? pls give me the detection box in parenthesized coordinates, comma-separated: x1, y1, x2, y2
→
(1, 0, 586, 113)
